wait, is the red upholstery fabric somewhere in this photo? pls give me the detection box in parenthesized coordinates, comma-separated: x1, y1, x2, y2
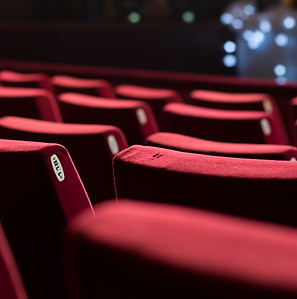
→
(0, 116, 128, 203)
(0, 86, 62, 122)
(51, 75, 114, 98)
(289, 97, 297, 144)
(0, 139, 93, 299)
(115, 84, 183, 130)
(64, 199, 297, 298)
(189, 90, 279, 111)
(58, 93, 159, 145)
(113, 145, 297, 226)
(0, 70, 54, 93)
(189, 90, 288, 142)
(163, 102, 288, 144)
(146, 132, 297, 160)
(0, 223, 28, 299)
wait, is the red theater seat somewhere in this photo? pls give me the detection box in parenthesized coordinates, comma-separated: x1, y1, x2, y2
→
(0, 116, 128, 203)
(113, 145, 297, 226)
(51, 75, 114, 98)
(163, 102, 288, 144)
(58, 93, 159, 145)
(0, 86, 62, 122)
(146, 132, 297, 160)
(189, 90, 287, 136)
(189, 90, 279, 113)
(0, 139, 93, 299)
(115, 84, 183, 130)
(0, 70, 54, 93)
(64, 199, 297, 298)
(0, 223, 28, 299)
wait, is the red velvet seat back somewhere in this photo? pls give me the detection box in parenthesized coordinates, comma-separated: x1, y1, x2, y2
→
(0, 116, 128, 204)
(113, 145, 297, 226)
(0, 70, 54, 93)
(64, 199, 297, 298)
(0, 139, 93, 299)
(146, 132, 297, 160)
(189, 90, 287, 139)
(0, 223, 28, 299)
(51, 75, 114, 98)
(115, 84, 183, 130)
(58, 93, 159, 145)
(163, 103, 288, 144)
(0, 86, 62, 122)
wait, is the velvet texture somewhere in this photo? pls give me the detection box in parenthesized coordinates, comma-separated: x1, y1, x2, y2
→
(58, 92, 159, 145)
(163, 103, 288, 144)
(0, 116, 128, 204)
(51, 75, 114, 98)
(0, 70, 54, 94)
(0, 86, 62, 122)
(146, 132, 297, 160)
(188, 90, 287, 139)
(0, 139, 93, 299)
(64, 199, 297, 298)
(113, 145, 297, 226)
(0, 223, 28, 299)
(115, 84, 182, 130)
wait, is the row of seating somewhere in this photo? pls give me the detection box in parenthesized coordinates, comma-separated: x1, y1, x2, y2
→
(1, 63, 297, 298)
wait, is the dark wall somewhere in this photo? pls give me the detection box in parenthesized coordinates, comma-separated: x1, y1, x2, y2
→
(0, 21, 235, 75)
(0, 0, 233, 22)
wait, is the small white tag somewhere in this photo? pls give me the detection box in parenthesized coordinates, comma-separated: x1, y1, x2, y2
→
(262, 99, 273, 114)
(136, 108, 148, 125)
(260, 118, 272, 136)
(107, 135, 119, 155)
(290, 157, 297, 161)
(50, 154, 65, 182)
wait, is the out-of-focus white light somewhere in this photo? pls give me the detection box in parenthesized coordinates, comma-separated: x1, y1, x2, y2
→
(283, 16, 296, 29)
(232, 18, 243, 30)
(275, 33, 289, 47)
(244, 4, 255, 16)
(243, 30, 253, 41)
(182, 11, 195, 23)
(223, 41, 237, 53)
(221, 13, 233, 25)
(259, 20, 272, 33)
(253, 30, 265, 43)
(128, 12, 141, 23)
(275, 77, 287, 85)
(223, 54, 237, 68)
(247, 41, 260, 50)
(274, 64, 286, 77)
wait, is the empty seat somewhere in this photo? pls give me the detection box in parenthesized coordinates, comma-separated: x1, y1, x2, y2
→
(189, 90, 279, 113)
(0, 86, 62, 122)
(163, 103, 288, 144)
(0, 116, 128, 203)
(51, 75, 114, 98)
(0, 223, 28, 299)
(113, 145, 297, 227)
(64, 199, 297, 298)
(115, 84, 183, 130)
(146, 132, 297, 160)
(0, 70, 54, 93)
(189, 90, 287, 136)
(58, 93, 159, 145)
(0, 139, 93, 299)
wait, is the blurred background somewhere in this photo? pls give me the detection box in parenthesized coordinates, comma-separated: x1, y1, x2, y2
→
(0, 0, 296, 81)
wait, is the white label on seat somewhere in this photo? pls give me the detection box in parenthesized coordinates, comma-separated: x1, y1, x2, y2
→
(50, 154, 65, 182)
(290, 157, 297, 161)
(262, 99, 273, 114)
(107, 134, 119, 155)
(136, 108, 148, 125)
(260, 118, 272, 136)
